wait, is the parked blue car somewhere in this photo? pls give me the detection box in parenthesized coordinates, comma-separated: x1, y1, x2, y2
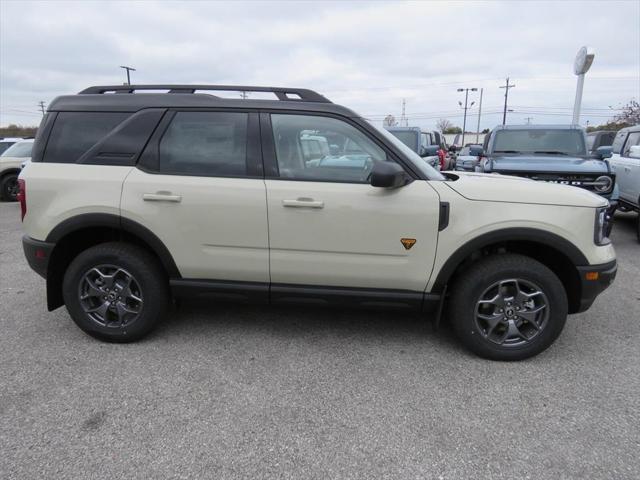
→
(479, 124, 618, 233)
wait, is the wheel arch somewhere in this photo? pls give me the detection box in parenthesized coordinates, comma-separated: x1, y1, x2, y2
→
(433, 228, 587, 314)
(45, 213, 180, 310)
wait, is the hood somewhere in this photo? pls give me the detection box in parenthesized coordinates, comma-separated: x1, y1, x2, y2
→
(489, 155, 608, 173)
(445, 171, 607, 208)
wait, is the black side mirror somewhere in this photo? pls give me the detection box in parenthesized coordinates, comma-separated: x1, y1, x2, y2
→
(448, 145, 458, 153)
(593, 145, 612, 160)
(370, 162, 407, 188)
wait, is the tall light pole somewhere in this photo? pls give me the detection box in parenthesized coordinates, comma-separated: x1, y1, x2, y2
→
(119, 65, 136, 85)
(457, 87, 477, 147)
(475, 88, 483, 143)
(572, 46, 595, 124)
(500, 77, 515, 125)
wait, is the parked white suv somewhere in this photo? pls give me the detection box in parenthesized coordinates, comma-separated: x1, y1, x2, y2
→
(19, 85, 617, 360)
(610, 125, 640, 240)
(1, 138, 34, 201)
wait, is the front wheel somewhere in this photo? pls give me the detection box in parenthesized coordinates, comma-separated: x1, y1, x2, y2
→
(62, 242, 170, 342)
(448, 254, 568, 361)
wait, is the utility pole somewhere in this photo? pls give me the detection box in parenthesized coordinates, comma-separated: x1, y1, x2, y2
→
(457, 87, 477, 147)
(525, 116, 533, 125)
(400, 99, 407, 126)
(240, 91, 248, 99)
(38, 101, 46, 116)
(500, 77, 516, 125)
(119, 65, 136, 85)
(475, 88, 483, 143)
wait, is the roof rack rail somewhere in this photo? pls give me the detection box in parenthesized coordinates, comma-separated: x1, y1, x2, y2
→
(78, 85, 331, 103)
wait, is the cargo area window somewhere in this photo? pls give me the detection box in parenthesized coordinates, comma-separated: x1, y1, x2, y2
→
(43, 112, 130, 163)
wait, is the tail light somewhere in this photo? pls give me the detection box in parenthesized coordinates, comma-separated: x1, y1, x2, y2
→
(17, 179, 26, 221)
(438, 149, 446, 169)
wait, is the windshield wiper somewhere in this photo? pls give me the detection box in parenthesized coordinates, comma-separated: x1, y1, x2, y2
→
(534, 151, 570, 155)
(493, 150, 520, 154)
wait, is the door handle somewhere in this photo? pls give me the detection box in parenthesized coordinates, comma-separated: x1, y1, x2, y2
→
(282, 197, 324, 208)
(143, 192, 182, 202)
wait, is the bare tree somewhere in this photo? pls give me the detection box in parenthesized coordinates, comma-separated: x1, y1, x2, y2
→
(614, 99, 640, 125)
(436, 118, 453, 132)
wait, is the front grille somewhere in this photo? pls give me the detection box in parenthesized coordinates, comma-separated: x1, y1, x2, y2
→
(505, 172, 612, 193)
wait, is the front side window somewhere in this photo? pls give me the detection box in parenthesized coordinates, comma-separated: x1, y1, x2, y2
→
(271, 114, 389, 183)
(44, 112, 129, 163)
(159, 112, 248, 176)
(623, 132, 640, 157)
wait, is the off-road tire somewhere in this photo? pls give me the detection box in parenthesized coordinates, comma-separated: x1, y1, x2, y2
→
(63, 242, 169, 342)
(448, 254, 568, 361)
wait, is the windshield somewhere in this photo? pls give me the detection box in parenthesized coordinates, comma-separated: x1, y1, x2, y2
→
(492, 129, 586, 156)
(370, 122, 445, 180)
(388, 130, 419, 151)
(1, 141, 33, 158)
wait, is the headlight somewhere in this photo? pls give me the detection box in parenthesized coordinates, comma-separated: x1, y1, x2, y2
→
(593, 175, 613, 193)
(594, 206, 610, 246)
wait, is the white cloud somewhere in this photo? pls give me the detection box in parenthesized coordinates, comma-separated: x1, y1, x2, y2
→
(1, 0, 638, 129)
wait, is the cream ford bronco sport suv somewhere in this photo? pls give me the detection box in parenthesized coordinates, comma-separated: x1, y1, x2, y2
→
(19, 85, 617, 360)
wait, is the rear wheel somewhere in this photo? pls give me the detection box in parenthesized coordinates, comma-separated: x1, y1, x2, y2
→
(63, 242, 169, 342)
(0, 174, 19, 201)
(448, 254, 568, 361)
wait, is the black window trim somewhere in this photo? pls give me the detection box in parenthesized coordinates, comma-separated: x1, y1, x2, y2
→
(259, 109, 421, 184)
(136, 107, 263, 179)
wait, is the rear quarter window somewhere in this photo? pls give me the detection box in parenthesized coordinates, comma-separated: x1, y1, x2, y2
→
(43, 112, 130, 163)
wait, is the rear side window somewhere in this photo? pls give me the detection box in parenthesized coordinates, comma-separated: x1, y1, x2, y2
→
(44, 112, 129, 163)
(159, 112, 248, 177)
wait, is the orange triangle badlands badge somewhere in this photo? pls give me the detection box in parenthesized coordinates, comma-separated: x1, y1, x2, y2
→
(400, 238, 416, 250)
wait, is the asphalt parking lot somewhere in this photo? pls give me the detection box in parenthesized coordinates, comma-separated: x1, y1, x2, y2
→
(0, 202, 638, 480)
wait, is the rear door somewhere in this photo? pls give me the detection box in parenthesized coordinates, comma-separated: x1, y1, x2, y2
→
(121, 110, 269, 282)
(261, 112, 441, 293)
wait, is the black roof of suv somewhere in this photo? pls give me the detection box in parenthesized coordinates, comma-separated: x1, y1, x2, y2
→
(49, 84, 360, 117)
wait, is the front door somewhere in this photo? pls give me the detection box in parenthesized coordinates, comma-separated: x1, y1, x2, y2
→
(262, 112, 441, 293)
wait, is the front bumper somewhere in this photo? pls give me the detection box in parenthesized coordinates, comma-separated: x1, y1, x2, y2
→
(22, 235, 55, 279)
(575, 260, 617, 313)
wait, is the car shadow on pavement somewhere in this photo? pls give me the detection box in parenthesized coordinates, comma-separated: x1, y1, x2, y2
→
(148, 298, 465, 354)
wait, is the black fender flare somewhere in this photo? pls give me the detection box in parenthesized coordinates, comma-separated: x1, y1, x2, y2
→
(432, 227, 588, 292)
(46, 213, 180, 277)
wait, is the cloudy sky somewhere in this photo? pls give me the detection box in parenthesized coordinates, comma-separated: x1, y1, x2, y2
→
(1, 0, 639, 131)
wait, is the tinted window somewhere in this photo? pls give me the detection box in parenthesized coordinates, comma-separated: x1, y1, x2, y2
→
(586, 134, 596, 150)
(1, 141, 32, 158)
(272, 114, 389, 183)
(0, 141, 16, 155)
(492, 129, 586, 156)
(612, 130, 628, 154)
(159, 112, 248, 176)
(44, 112, 129, 163)
(623, 132, 640, 157)
(388, 130, 419, 152)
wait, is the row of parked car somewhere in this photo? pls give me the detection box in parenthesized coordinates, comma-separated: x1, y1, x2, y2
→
(386, 124, 640, 240)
